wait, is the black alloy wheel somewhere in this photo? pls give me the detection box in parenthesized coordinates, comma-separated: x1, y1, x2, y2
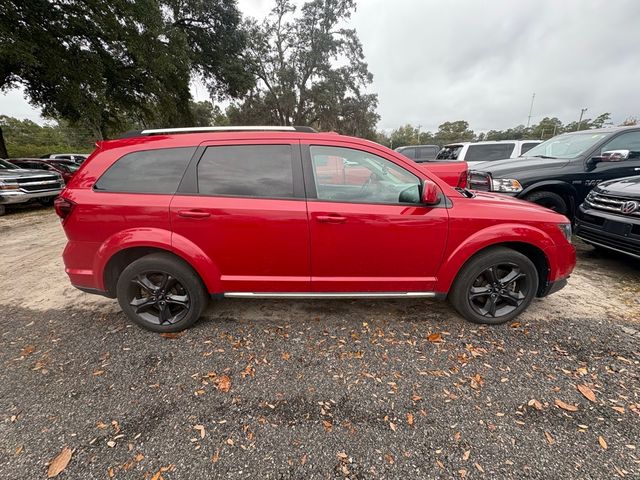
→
(467, 263, 529, 318)
(127, 272, 191, 326)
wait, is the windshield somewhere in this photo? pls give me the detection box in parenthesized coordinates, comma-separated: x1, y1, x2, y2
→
(0, 159, 18, 169)
(523, 132, 608, 159)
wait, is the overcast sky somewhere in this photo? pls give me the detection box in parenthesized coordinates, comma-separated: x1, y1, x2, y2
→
(3, 0, 639, 133)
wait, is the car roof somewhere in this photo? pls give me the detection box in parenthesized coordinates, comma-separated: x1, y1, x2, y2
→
(562, 125, 640, 135)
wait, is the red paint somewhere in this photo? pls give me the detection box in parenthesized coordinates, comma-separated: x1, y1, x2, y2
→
(57, 130, 575, 299)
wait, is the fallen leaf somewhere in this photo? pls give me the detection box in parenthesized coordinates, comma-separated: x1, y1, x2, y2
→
(427, 333, 443, 343)
(107, 467, 115, 478)
(226, 438, 234, 446)
(598, 436, 608, 450)
(322, 419, 333, 432)
(510, 322, 522, 328)
(107, 440, 116, 448)
(211, 448, 220, 464)
(21, 345, 36, 357)
(384, 453, 394, 464)
(281, 352, 291, 360)
(470, 374, 484, 390)
(462, 450, 470, 461)
(150, 465, 174, 480)
(194, 425, 205, 439)
(612, 406, 625, 414)
(554, 399, 578, 412)
(577, 384, 597, 403)
(528, 399, 543, 411)
(389, 422, 397, 432)
(93, 370, 105, 376)
(159, 332, 183, 339)
(216, 375, 232, 393)
(47, 447, 72, 478)
(336, 452, 348, 461)
(544, 431, 555, 445)
(407, 412, 414, 426)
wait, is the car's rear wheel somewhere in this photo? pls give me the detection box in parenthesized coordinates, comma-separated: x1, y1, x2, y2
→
(524, 191, 568, 216)
(0, 205, 5, 216)
(116, 253, 208, 332)
(449, 247, 538, 325)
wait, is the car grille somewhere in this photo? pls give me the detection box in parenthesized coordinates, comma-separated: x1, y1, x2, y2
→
(15, 177, 62, 192)
(583, 191, 640, 218)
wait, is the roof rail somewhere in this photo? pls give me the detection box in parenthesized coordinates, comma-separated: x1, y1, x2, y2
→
(119, 126, 317, 138)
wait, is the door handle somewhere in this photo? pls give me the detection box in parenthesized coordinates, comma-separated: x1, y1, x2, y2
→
(177, 209, 211, 219)
(316, 214, 347, 224)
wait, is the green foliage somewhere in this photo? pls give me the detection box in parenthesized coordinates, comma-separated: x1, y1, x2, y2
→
(227, 0, 379, 138)
(0, 115, 96, 158)
(0, 0, 251, 139)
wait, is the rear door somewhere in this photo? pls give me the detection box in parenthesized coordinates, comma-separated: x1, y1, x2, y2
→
(170, 140, 310, 293)
(303, 142, 449, 293)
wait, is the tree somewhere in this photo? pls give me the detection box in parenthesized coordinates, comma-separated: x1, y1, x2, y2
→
(228, 0, 379, 137)
(433, 121, 475, 145)
(0, 0, 252, 148)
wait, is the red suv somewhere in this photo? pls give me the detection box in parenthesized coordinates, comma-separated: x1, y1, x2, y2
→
(55, 126, 576, 332)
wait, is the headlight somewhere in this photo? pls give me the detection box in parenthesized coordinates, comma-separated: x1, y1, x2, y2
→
(491, 178, 523, 193)
(557, 223, 572, 242)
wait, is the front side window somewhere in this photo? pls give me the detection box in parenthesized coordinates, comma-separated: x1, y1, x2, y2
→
(599, 131, 640, 158)
(197, 145, 294, 198)
(465, 144, 515, 162)
(524, 132, 608, 159)
(310, 146, 421, 204)
(95, 147, 195, 193)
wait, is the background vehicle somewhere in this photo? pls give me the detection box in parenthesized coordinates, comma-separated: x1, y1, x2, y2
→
(41, 153, 88, 164)
(395, 144, 440, 162)
(0, 158, 64, 215)
(436, 140, 542, 167)
(56, 126, 574, 332)
(467, 127, 640, 218)
(316, 151, 468, 188)
(575, 175, 640, 259)
(9, 158, 78, 183)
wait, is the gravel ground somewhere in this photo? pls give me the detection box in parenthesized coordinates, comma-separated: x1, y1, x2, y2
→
(0, 207, 639, 479)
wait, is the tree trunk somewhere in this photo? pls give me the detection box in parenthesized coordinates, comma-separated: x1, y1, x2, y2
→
(0, 125, 8, 158)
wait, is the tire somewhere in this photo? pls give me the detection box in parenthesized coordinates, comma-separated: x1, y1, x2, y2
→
(0, 205, 5, 216)
(38, 197, 55, 206)
(116, 253, 208, 332)
(449, 247, 539, 325)
(524, 190, 568, 216)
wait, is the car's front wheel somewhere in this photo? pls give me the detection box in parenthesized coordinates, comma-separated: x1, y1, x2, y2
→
(116, 253, 208, 332)
(449, 247, 538, 325)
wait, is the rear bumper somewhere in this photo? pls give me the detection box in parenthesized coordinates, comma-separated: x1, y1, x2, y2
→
(74, 285, 114, 298)
(537, 277, 568, 297)
(575, 204, 640, 259)
(0, 188, 63, 204)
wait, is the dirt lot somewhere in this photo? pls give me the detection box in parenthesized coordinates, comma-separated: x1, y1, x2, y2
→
(1, 206, 639, 479)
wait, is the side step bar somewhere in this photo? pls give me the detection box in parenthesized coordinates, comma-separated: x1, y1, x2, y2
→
(223, 292, 436, 299)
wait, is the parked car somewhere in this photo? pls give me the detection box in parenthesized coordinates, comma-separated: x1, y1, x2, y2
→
(467, 127, 640, 217)
(9, 158, 78, 183)
(436, 140, 542, 167)
(575, 175, 640, 259)
(55, 126, 575, 332)
(41, 153, 89, 164)
(0, 158, 65, 216)
(395, 145, 440, 162)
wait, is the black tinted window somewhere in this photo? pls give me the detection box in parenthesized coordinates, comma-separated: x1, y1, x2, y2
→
(521, 142, 539, 154)
(198, 145, 294, 198)
(400, 147, 416, 159)
(436, 145, 463, 160)
(465, 144, 515, 162)
(416, 146, 438, 160)
(95, 147, 194, 193)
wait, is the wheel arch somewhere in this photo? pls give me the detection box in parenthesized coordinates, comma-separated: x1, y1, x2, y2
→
(436, 225, 555, 296)
(519, 181, 578, 216)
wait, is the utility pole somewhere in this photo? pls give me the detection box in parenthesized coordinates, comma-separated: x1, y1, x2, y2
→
(416, 124, 422, 144)
(577, 108, 588, 131)
(527, 93, 536, 127)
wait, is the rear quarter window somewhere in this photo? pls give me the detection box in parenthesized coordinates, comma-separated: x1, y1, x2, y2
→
(94, 147, 195, 193)
(465, 143, 515, 162)
(521, 142, 539, 155)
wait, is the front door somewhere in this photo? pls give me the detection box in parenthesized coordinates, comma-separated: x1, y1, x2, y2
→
(304, 143, 449, 293)
(170, 140, 310, 293)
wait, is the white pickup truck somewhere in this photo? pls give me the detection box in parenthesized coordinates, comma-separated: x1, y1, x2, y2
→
(435, 140, 542, 167)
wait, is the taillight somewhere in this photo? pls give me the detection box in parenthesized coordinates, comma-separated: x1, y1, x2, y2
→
(457, 170, 468, 188)
(54, 197, 75, 221)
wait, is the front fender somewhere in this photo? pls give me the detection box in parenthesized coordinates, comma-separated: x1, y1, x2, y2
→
(519, 180, 577, 198)
(435, 223, 556, 293)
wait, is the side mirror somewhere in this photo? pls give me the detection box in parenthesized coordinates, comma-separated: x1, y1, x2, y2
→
(601, 149, 630, 162)
(421, 179, 440, 205)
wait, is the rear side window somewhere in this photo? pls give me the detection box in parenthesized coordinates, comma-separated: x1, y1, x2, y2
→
(465, 144, 515, 162)
(197, 145, 294, 198)
(416, 146, 438, 160)
(436, 145, 463, 160)
(400, 147, 416, 159)
(95, 147, 195, 193)
(521, 142, 539, 155)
